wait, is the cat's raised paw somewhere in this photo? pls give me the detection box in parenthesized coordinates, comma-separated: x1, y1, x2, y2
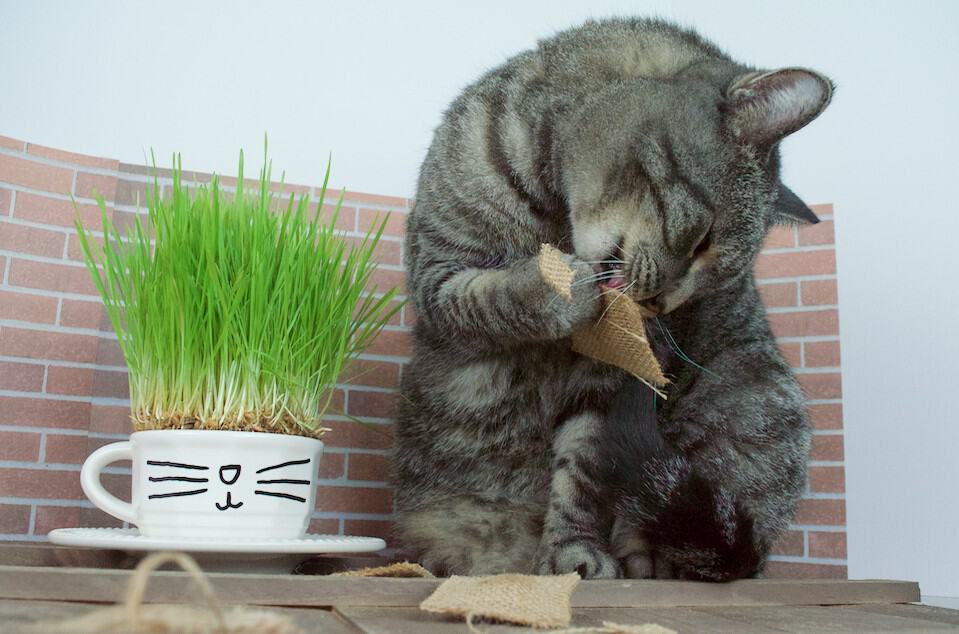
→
(537, 541, 621, 579)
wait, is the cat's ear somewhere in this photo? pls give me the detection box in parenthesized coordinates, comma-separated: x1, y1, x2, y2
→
(725, 68, 834, 147)
(773, 184, 820, 225)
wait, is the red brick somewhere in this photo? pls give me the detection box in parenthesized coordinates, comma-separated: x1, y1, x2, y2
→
(765, 561, 846, 579)
(755, 250, 835, 279)
(801, 280, 838, 305)
(348, 454, 391, 483)
(365, 330, 412, 358)
(343, 235, 402, 266)
(315, 485, 393, 514)
(356, 298, 404, 327)
(101, 473, 132, 500)
(804, 341, 840, 367)
(808, 403, 843, 430)
(341, 360, 401, 390)
(65, 232, 106, 263)
(318, 453, 346, 480)
(88, 404, 132, 434)
(0, 468, 82, 499)
(0, 290, 59, 323)
(113, 178, 150, 207)
(403, 305, 417, 328)
(358, 208, 407, 237)
(0, 431, 41, 461)
(758, 282, 797, 308)
(809, 466, 845, 493)
(768, 310, 839, 338)
(0, 155, 74, 194)
(0, 327, 99, 363)
(308, 517, 340, 534)
(0, 135, 25, 151)
(8, 258, 99, 296)
(13, 192, 110, 232)
(78, 505, 124, 528)
(314, 203, 356, 232)
(93, 369, 129, 399)
(0, 188, 10, 216)
(763, 226, 796, 250)
(34, 505, 80, 534)
(369, 268, 406, 294)
(45, 435, 114, 465)
(45, 366, 93, 396)
(342, 191, 409, 208)
(0, 220, 65, 258)
(344, 519, 395, 544)
(808, 531, 847, 559)
(799, 373, 842, 400)
(770, 530, 804, 556)
(0, 504, 32, 534)
(348, 391, 399, 419)
(60, 299, 103, 329)
(95, 339, 127, 367)
(0, 360, 45, 391)
(778, 342, 802, 368)
(794, 498, 846, 525)
(323, 420, 392, 451)
(811, 435, 845, 461)
(0, 396, 90, 429)
(810, 203, 833, 218)
(74, 172, 119, 201)
(25, 143, 117, 170)
(798, 220, 835, 246)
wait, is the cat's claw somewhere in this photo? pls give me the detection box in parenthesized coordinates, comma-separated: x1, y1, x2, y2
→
(536, 541, 621, 579)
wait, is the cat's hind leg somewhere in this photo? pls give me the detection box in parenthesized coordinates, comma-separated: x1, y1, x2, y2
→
(397, 494, 542, 576)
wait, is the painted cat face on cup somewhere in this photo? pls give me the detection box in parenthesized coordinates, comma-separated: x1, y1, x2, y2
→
(146, 458, 313, 511)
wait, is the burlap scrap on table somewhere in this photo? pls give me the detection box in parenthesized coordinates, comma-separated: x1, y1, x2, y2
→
(332, 561, 434, 578)
(420, 573, 580, 629)
(538, 244, 669, 398)
(35, 552, 299, 634)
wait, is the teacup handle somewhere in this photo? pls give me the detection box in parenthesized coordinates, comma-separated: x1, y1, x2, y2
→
(80, 441, 136, 525)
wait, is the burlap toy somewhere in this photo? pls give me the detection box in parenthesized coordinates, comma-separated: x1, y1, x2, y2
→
(538, 244, 669, 398)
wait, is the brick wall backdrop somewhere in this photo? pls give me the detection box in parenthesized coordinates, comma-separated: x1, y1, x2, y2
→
(0, 135, 845, 578)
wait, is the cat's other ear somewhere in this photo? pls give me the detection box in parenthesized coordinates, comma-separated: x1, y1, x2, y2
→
(774, 184, 820, 225)
(725, 68, 834, 147)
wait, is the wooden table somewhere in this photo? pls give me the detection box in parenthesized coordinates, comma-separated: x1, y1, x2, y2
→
(1, 543, 955, 633)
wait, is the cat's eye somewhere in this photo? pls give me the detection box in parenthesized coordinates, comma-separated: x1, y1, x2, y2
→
(692, 230, 713, 258)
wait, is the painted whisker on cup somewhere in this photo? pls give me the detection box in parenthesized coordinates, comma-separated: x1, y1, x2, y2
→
(148, 488, 208, 499)
(148, 476, 209, 483)
(254, 490, 307, 503)
(255, 458, 311, 474)
(256, 479, 311, 485)
(146, 460, 209, 470)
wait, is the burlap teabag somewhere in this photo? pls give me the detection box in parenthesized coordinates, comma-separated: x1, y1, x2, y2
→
(36, 552, 298, 634)
(420, 573, 580, 629)
(538, 244, 669, 398)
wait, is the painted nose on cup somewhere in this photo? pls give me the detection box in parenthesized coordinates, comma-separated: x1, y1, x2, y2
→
(219, 464, 241, 485)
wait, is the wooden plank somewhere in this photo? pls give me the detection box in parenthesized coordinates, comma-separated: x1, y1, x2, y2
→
(575, 607, 789, 633)
(854, 603, 959, 626)
(0, 599, 354, 633)
(694, 606, 956, 632)
(335, 607, 532, 632)
(0, 543, 138, 569)
(0, 565, 921, 608)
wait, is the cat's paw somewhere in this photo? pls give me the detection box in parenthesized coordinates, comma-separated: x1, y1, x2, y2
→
(536, 540, 621, 579)
(549, 254, 603, 330)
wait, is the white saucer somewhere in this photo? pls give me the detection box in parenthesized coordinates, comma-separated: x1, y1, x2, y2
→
(48, 527, 386, 554)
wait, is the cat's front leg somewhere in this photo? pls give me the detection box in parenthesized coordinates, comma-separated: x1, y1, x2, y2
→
(412, 253, 601, 348)
(535, 411, 620, 579)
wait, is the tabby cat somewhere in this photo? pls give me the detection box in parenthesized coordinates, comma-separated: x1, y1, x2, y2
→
(393, 17, 832, 580)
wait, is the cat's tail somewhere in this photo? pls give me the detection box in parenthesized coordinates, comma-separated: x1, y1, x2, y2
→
(615, 453, 765, 581)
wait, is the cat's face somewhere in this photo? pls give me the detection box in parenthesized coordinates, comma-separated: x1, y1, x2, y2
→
(562, 68, 832, 314)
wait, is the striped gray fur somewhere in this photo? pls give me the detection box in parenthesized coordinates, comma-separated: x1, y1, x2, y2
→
(394, 17, 832, 580)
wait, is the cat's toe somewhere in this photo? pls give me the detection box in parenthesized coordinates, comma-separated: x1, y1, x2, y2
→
(537, 541, 621, 579)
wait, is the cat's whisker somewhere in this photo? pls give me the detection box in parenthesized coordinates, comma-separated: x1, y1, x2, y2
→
(571, 270, 624, 286)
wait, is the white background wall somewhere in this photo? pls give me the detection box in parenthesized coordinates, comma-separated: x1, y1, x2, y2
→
(2, 0, 957, 598)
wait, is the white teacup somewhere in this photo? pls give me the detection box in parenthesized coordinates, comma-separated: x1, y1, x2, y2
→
(80, 429, 324, 539)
